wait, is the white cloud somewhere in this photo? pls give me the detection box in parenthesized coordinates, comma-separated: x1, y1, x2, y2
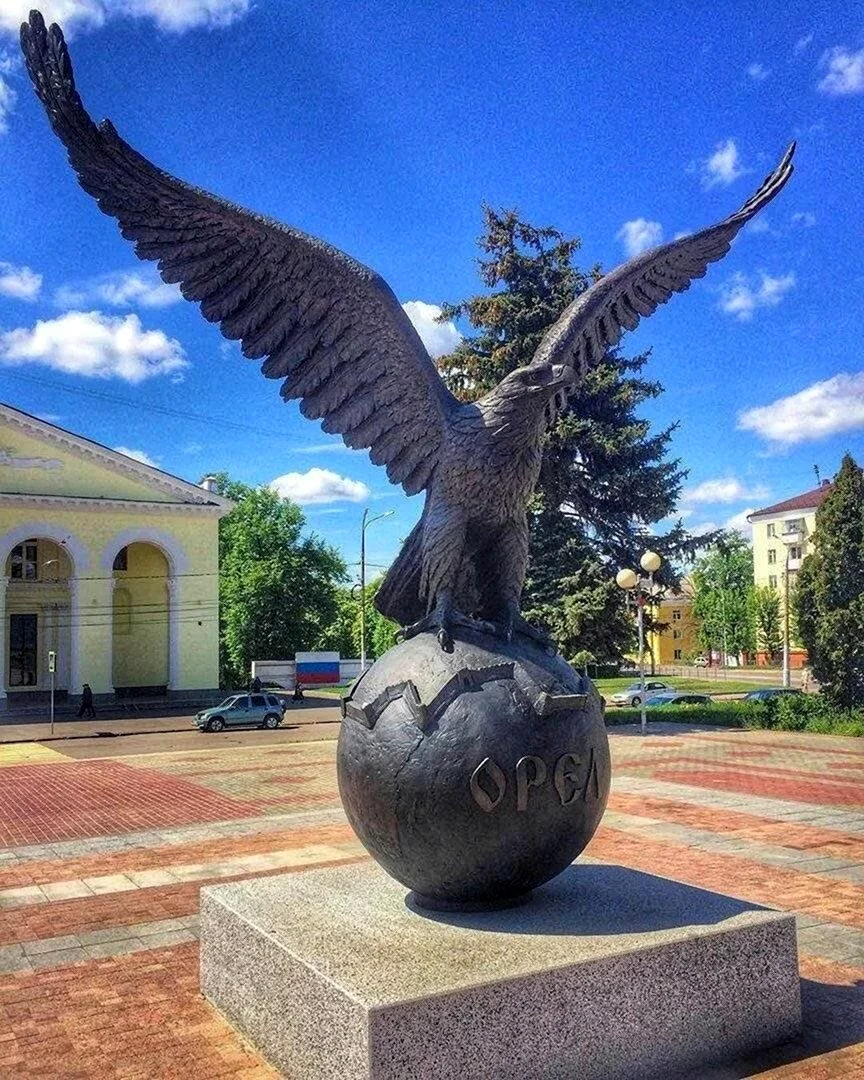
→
(0, 261, 42, 300)
(0, 310, 188, 382)
(723, 508, 756, 538)
(793, 33, 814, 56)
(747, 217, 771, 235)
(0, 66, 15, 135)
(269, 467, 370, 505)
(718, 271, 795, 321)
(55, 270, 181, 310)
(295, 441, 353, 454)
(0, 1, 106, 36)
(680, 477, 769, 505)
(402, 300, 461, 359)
(701, 138, 746, 188)
(746, 62, 770, 82)
(616, 218, 663, 258)
(791, 212, 816, 228)
(817, 47, 864, 96)
(113, 445, 159, 466)
(0, 0, 250, 35)
(738, 372, 864, 446)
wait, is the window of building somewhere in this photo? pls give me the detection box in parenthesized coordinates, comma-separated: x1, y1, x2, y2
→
(769, 575, 778, 589)
(672, 608, 681, 621)
(789, 545, 802, 560)
(672, 629, 682, 640)
(767, 523, 776, 538)
(767, 549, 777, 565)
(9, 613, 37, 686)
(10, 540, 38, 580)
(673, 649, 682, 660)
(112, 547, 128, 572)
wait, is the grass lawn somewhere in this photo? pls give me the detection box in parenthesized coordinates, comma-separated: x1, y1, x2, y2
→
(593, 675, 771, 697)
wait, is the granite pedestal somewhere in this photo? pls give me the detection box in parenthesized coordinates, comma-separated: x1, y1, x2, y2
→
(200, 861, 800, 1080)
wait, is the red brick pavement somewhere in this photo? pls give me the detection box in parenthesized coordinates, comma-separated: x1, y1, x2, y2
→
(0, 821, 357, 891)
(0, 760, 263, 846)
(0, 943, 276, 1078)
(587, 825, 864, 930)
(609, 790, 864, 862)
(653, 766, 864, 806)
(0, 730, 862, 1077)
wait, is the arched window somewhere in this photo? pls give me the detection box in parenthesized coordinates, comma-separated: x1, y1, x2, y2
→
(112, 547, 128, 572)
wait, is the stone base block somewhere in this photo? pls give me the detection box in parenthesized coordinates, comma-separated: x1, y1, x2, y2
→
(200, 861, 800, 1080)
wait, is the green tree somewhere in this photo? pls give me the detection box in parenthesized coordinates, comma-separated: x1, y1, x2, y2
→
(212, 474, 347, 687)
(435, 207, 701, 660)
(753, 584, 783, 664)
(793, 454, 864, 709)
(691, 535, 756, 662)
(316, 578, 400, 661)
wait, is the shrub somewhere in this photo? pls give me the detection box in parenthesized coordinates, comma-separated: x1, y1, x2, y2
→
(603, 694, 863, 736)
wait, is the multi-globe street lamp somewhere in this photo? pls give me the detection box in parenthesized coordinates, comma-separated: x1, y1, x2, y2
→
(616, 550, 663, 736)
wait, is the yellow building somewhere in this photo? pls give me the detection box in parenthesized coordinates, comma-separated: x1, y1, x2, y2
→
(0, 403, 232, 710)
(645, 587, 699, 666)
(748, 480, 833, 668)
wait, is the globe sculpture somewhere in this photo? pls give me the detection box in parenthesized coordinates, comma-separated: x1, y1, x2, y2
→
(339, 630, 610, 909)
(21, 9, 793, 909)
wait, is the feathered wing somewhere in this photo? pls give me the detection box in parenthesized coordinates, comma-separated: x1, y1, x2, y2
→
(21, 11, 456, 496)
(531, 143, 795, 377)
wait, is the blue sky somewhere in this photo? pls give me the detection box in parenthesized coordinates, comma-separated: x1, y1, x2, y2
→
(0, 0, 862, 579)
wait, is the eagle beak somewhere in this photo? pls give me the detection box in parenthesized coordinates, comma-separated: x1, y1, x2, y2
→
(550, 364, 576, 387)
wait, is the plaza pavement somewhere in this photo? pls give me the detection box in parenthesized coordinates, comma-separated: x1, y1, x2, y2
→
(0, 723, 861, 1078)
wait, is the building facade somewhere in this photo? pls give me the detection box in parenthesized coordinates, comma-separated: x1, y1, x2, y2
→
(748, 480, 833, 668)
(0, 404, 232, 709)
(646, 587, 699, 666)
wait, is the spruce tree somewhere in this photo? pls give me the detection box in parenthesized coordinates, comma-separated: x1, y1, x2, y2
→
(794, 454, 864, 708)
(436, 207, 699, 660)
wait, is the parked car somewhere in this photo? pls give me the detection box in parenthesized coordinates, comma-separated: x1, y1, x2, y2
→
(742, 688, 803, 701)
(608, 681, 672, 707)
(692, 655, 709, 668)
(195, 693, 286, 733)
(645, 692, 712, 708)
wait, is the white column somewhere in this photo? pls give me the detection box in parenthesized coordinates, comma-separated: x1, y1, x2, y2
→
(167, 577, 181, 690)
(68, 577, 81, 695)
(0, 576, 7, 701)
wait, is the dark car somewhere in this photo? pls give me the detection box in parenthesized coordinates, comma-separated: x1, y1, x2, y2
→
(645, 692, 712, 708)
(743, 688, 803, 701)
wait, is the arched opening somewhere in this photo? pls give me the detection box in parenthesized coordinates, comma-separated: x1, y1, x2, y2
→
(4, 538, 74, 697)
(112, 541, 170, 694)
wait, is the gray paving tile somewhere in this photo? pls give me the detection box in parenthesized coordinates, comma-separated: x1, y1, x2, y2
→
(28, 947, 87, 971)
(75, 926, 135, 947)
(23, 935, 82, 956)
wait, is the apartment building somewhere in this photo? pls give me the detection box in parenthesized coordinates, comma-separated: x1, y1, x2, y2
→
(747, 479, 833, 668)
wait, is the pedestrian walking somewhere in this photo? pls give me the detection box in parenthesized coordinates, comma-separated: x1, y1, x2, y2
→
(250, 674, 262, 693)
(77, 683, 96, 719)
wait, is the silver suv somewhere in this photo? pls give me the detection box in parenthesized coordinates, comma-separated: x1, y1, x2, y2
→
(195, 693, 286, 732)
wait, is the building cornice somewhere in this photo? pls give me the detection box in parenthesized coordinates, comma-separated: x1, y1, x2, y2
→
(0, 492, 225, 516)
(0, 403, 232, 510)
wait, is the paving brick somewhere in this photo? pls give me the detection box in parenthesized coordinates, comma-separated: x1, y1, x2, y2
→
(22, 935, 82, 956)
(40, 880, 94, 901)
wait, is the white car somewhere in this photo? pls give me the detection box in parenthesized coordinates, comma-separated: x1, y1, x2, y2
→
(608, 681, 672, 707)
(693, 655, 709, 668)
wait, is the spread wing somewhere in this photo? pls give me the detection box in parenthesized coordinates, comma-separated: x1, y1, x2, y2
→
(21, 11, 457, 496)
(531, 143, 795, 375)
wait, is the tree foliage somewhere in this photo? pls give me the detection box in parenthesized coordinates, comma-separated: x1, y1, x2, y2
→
(435, 207, 701, 660)
(753, 584, 782, 663)
(315, 578, 400, 661)
(212, 474, 347, 687)
(793, 454, 864, 708)
(691, 534, 756, 661)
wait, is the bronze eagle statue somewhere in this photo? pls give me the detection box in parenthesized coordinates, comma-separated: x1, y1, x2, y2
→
(21, 10, 794, 650)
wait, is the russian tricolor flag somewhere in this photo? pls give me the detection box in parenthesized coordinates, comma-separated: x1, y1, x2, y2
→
(295, 651, 341, 684)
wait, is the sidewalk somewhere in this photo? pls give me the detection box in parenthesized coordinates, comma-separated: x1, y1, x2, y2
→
(0, 701, 343, 744)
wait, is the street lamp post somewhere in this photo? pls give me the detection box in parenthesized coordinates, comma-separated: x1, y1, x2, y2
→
(781, 544, 792, 689)
(616, 550, 663, 736)
(359, 507, 395, 672)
